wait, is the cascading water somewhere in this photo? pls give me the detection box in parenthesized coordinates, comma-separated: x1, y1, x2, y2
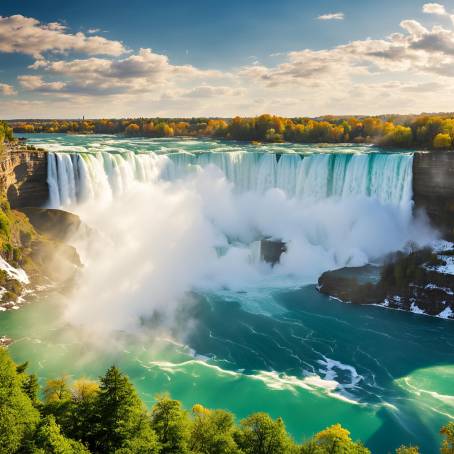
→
(47, 150, 414, 209)
(5, 134, 452, 454)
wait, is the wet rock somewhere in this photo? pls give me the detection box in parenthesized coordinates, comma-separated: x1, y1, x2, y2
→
(259, 239, 287, 265)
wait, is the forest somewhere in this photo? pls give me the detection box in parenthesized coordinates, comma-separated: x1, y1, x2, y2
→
(1, 348, 453, 454)
(8, 114, 454, 150)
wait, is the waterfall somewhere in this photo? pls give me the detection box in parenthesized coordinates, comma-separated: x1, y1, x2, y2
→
(46, 151, 414, 209)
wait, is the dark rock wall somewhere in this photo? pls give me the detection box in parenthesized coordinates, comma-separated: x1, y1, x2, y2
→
(413, 151, 454, 239)
(0, 147, 48, 208)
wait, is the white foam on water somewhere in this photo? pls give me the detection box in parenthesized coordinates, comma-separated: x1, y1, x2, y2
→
(410, 303, 426, 315)
(439, 307, 453, 319)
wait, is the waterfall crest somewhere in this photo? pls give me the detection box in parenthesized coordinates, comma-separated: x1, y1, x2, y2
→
(47, 151, 414, 209)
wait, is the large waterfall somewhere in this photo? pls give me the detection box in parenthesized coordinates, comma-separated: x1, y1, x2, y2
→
(47, 151, 413, 209)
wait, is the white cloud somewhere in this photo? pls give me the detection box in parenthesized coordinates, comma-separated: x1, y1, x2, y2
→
(6, 5, 454, 117)
(18, 75, 66, 92)
(20, 48, 223, 97)
(0, 15, 125, 58)
(317, 12, 344, 21)
(423, 3, 447, 15)
(181, 85, 245, 98)
(0, 83, 16, 96)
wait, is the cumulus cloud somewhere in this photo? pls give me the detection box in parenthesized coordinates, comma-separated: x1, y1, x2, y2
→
(0, 15, 125, 58)
(7, 4, 454, 117)
(242, 9, 454, 88)
(20, 48, 222, 96)
(0, 83, 16, 96)
(317, 12, 344, 21)
(423, 3, 447, 15)
(18, 75, 66, 93)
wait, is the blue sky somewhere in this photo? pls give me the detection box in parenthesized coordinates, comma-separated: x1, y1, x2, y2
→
(2, 0, 454, 117)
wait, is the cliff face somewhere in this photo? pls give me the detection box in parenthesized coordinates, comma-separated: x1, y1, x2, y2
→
(0, 146, 48, 208)
(413, 151, 454, 239)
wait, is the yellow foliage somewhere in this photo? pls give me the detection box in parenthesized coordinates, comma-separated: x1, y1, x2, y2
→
(71, 378, 99, 402)
(192, 403, 211, 416)
(433, 133, 452, 149)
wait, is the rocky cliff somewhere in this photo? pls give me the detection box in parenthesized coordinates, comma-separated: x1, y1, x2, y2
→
(413, 151, 454, 240)
(0, 145, 48, 208)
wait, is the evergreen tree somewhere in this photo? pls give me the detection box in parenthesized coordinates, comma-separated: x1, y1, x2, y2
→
(91, 365, 158, 453)
(22, 374, 40, 406)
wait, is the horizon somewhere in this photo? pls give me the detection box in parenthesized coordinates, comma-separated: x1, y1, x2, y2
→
(2, 1, 454, 118)
(6, 111, 454, 122)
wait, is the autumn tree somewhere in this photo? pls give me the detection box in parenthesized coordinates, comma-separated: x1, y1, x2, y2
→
(300, 423, 370, 454)
(440, 422, 454, 454)
(125, 123, 141, 136)
(433, 133, 452, 149)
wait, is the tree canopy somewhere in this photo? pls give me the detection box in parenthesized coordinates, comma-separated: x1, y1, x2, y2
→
(0, 348, 450, 453)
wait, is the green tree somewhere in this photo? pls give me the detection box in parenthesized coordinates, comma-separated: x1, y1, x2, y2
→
(151, 394, 191, 454)
(92, 365, 158, 453)
(190, 404, 241, 454)
(66, 379, 100, 447)
(23, 374, 40, 406)
(0, 348, 40, 453)
(235, 412, 297, 454)
(26, 415, 89, 454)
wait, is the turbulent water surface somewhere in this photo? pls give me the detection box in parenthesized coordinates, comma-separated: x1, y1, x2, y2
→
(1, 134, 453, 453)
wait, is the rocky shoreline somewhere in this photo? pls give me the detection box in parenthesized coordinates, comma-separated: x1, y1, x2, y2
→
(317, 241, 454, 320)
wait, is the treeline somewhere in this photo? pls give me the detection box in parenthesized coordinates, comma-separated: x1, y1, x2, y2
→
(0, 120, 14, 144)
(9, 114, 454, 150)
(1, 349, 453, 454)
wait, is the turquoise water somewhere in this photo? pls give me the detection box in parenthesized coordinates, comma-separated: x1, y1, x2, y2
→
(2, 134, 452, 453)
(2, 288, 453, 453)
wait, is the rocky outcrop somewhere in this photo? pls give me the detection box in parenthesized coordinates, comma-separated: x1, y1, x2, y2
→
(18, 207, 90, 242)
(413, 151, 454, 240)
(0, 144, 48, 208)
(318, 247, 454, 319)
(259, 239, 287, 265)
